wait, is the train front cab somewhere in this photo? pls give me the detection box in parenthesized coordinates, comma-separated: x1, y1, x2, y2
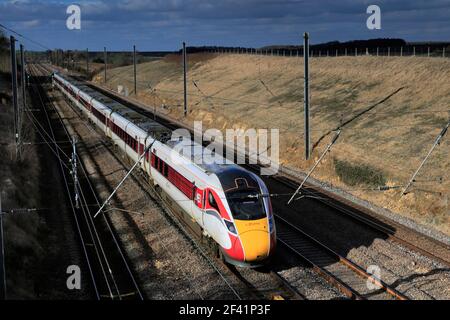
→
(199, 180, 275, 268)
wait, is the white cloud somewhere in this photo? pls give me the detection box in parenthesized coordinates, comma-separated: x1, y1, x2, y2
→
(23, 19, 40, 28)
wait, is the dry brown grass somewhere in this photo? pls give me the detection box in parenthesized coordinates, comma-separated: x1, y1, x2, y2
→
(95, 53, 450, 235)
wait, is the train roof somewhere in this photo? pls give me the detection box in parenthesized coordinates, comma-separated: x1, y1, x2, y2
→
(56, 73, 171, 139)
(215, 166, 261, 193)
(54, 72, 250, 177)
(165, 138, 243, 176)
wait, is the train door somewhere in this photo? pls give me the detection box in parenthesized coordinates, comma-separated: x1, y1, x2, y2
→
(143, 136, 150, 173)
(203, 189, 223, 238)
(193, 187, 205, 227)
(105, 111, 112, 138)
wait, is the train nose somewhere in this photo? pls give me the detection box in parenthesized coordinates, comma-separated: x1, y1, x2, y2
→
(239, 230, 270, 262)
(234, 218, 270, 262)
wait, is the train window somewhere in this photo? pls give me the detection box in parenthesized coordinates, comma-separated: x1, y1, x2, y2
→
(151, 153, 156, 167)
(226, 190, 265, 221)
(163, 163, 168, 177)
(208, 191, 220, 212)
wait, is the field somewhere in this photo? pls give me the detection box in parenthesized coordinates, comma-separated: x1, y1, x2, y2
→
(93, 53, 449, 235)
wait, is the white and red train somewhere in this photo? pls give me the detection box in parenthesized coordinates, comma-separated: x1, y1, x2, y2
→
(52, 72, 276, 267)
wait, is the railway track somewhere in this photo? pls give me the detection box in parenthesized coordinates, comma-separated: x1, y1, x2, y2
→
(74, 77, 450, 288)
(153, 175, 303, 300)
(29, 64, 144, 300)
(40, 64, 304, 300)
(67, 75, 413, 299)
(46, 65, 449, 299)
(85, 81, 450, 269)
(155, 180, 304, 300)
(276, 215, 407, 300)
(271, 174, 450, 268)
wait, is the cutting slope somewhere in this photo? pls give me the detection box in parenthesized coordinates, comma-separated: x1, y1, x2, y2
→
(94, 53, 450, 235)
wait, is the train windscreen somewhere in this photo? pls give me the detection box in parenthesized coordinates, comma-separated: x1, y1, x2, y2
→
(226, 190, 266, 221)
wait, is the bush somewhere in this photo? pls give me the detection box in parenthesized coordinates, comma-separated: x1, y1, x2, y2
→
(334, 158, 386, 187)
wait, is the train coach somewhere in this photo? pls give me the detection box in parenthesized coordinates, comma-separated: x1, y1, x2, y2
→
(52, 72, 276, 267)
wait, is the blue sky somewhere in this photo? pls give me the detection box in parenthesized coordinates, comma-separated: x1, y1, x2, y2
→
(1, 0, 450, 51)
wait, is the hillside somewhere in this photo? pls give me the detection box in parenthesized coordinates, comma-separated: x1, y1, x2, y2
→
(94, 53, 449, 235)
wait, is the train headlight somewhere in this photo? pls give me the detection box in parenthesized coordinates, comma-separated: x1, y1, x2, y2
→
(224, 220, 237, 235)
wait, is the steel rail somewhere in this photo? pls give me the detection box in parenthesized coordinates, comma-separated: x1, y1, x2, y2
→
(27, 65, 101, 299)
(53, 78, 301, 300)
(276, 174, 450, 268)
(50, 66, 442, 300)
(35, 64, 144, 300)
(275, 214, 408, 300)
(84, 78, 450, 267)
(30, 65, 116, 299)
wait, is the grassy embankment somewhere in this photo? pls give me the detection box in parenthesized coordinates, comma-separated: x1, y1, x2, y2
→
(94, 53, 449, 235)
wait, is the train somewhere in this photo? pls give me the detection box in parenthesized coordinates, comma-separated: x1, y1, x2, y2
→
(52, 72, 276, 267)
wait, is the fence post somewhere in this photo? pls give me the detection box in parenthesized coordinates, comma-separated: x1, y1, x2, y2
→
(376, 47, 379, 56)
(413, 46, 416, 56)
(443, 47, 446, 58)
(400, 46, 403, 57)
(388, 47, 390, 57)
(345, 48, 347, 56)
(428, 47, 430, 57)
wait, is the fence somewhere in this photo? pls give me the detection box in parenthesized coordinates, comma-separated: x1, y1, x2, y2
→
(200, 45, 450, 58)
